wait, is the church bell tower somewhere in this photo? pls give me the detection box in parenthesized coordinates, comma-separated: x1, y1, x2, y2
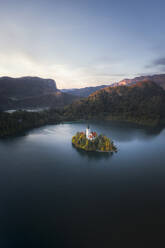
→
(86, 124, 90, 139)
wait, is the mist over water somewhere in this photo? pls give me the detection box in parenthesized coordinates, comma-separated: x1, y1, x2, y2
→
(0, 122, 165, 247)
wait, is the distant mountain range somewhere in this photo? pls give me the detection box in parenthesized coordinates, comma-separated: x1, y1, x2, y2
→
(0, 77, 77, 111)
(61, 85, 109, 97)
(61, 74, 165, 98)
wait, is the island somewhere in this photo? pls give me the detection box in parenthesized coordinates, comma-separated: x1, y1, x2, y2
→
(72, 125, 117, 153)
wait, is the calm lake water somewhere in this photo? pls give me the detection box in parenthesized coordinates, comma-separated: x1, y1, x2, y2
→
(0, 121, 165, 247)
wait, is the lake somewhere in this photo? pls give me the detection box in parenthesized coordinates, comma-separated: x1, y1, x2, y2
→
(0, 121, 165, 247)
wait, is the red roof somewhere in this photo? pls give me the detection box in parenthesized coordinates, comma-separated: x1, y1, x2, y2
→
(88, 132, 97, 139)
(91, 132, 97, 137)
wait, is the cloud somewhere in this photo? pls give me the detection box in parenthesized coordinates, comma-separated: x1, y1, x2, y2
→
(146, 57, 165, 68)
(153, 57, 165, 66)
(145, 57, 165, 73)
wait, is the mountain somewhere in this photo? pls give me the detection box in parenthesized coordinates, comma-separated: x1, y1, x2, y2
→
(0, 76, 57, 98)
(61, 85, 109, 97)
(0, 76, 77, 110)
(64, 80, 165, 126)
(111, 74, 165, 89)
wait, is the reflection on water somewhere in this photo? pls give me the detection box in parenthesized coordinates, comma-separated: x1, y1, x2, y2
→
(72, 144, 113, 161)
(92, 120, 165, 142)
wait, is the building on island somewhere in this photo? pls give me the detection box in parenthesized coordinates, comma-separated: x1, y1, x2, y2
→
(86, 125, 97, 141)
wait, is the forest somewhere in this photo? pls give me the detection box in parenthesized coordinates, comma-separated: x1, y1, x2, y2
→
(64, 81, 165, 126)
(0, 110, 62, 137)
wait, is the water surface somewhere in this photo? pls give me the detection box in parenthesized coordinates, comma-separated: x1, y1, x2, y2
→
(0, 122, 165, 247)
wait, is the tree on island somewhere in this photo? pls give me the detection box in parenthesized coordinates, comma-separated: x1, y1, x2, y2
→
(72, 132, 117, 152)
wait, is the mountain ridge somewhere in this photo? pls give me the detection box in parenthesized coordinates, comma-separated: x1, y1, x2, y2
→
(0, 76, 77, 110)
(111, 74, 165, 89)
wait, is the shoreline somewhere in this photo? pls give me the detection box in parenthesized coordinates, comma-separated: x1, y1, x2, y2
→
(72, 143, 116, 153)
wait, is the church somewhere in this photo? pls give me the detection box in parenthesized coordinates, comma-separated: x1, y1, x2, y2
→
(86, 125, 97, 141)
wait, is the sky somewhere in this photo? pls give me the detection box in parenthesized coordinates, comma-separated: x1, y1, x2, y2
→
(0, 0, 165, 89)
